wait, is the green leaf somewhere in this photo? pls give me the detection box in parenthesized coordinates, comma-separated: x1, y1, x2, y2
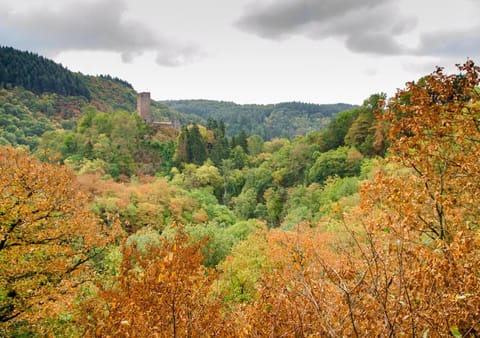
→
(450, 327, 462, 338)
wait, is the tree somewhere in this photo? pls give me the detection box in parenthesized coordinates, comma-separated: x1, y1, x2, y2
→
(187, 124, 207, 165)
(385, 61, 480, 242)
(355, 61, 480, 335)
(210, 135, 230, 167)
(234, 129, 249, 154)
(247, 134, 264, 156)
(319, 108, 359, 151)
(264, 187, 286, 226)
(230, 145, 247, 169)
(237, 227, 356, 337)
(216, 228, 270, 303)
(344, 93, 387, 156)
(308, 146, 362, 184)
(85, 226, 230, 337)
(174, 124, 208, 166)
(233, 188, 257, 220)
(174, 127, 189, 165)
(0, 147, 121, 329)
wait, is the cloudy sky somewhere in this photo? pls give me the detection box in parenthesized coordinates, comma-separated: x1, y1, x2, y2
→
(0, 0, 478, 105)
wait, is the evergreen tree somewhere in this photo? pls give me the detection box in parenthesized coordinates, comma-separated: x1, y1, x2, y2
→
(210, 136, 230, 167)
(234, 130, 249, 154)
(0, 46, 90, 98)
(187, 124, 207, 165)
(208, 119, 230, 166)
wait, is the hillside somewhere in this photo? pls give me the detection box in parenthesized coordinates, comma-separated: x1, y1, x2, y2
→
(162, 99, 355, 139)
(0, 46, 90, 98)
(0, 46, 353, 148)
(0, 47, 190, 149)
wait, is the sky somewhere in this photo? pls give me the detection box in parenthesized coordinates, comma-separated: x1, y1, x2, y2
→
(0, 0, 479, 105)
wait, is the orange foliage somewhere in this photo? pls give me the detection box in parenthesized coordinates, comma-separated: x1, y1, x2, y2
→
(230, 62, 480, 336)
(85, 225, 233, 337)
(354, 61, 480, 335)
(237, 227, 355, 336)
(78, 173, 199, 233)
(0, 147, 122, 327)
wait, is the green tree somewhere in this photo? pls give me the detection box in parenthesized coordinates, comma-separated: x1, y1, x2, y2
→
(344, 93, 386, 156)
(187, 124, 207, 165)
(174, 127, 189, 165)
(234, 188, 257, 220)
(319, 108, 359, 151)
(210, 136, 230, 167)
(264, 187, 286, 226)
(233, 130, 249, 154)
(230, 145, 247, 169)
(308, 147, 363, 184)
(247, 134, 264, 156)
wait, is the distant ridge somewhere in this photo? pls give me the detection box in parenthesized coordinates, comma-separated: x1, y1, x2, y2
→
(162, 99, 356, 140)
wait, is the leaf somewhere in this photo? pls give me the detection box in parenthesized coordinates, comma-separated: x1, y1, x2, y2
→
(450, 327, 462, 338)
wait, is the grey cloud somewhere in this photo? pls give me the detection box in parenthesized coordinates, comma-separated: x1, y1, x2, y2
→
(121, 51, 142, 64)
(236, 0, 416, 55)
(236, 0, 480, 59)
(237, 0, 386, 39)
(156, 46, 205, 67)
(390, 17, 417, 35)
(416, 28, 480, 58)
(0, 0, 202, 67)
(346, 33, 404, 55)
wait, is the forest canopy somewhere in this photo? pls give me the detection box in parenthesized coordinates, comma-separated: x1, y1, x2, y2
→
(0, 46, 90, 98)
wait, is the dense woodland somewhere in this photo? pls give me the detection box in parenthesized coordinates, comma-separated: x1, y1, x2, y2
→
(162, 99, 355, 139)
(1, 47, 479, 337)
(0, 46, 90, 99)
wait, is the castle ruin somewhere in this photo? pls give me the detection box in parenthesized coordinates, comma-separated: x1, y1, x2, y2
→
(137, 92, 152, 124)
(137, 92, 179, 129)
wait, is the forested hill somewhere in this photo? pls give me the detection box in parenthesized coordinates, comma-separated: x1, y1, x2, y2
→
(162, 99, 356, 139)
(0, 46, 192, 152)
(0, 46, 355, 141)
(0, 46, 90, 98)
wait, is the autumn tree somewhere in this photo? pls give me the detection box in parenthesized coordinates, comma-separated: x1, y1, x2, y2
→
(85, 226, 232, 337)
(384, 61, 480, 242)
(0, 147, 121, 331)
(355, 61, 480, 335)
(237, 61, 480, 336)
(235, 226, 364, 337)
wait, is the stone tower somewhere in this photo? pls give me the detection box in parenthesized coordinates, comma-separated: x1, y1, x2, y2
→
(137, 92, 151, 124)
